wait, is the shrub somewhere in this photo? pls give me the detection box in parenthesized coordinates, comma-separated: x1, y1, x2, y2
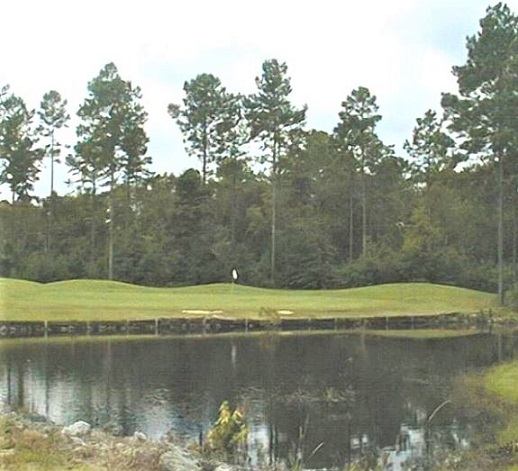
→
(206, 401, 248, 462)
(507, 284, 518, 311)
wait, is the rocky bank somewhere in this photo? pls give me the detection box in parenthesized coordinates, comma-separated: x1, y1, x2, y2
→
(0, 411, 236, 471)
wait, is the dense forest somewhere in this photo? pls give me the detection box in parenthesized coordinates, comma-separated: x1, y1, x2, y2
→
(1, 4, 517, 303)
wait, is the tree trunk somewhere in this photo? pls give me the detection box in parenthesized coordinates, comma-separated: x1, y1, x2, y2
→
(348, 170, 354, 261)
(270, 136, 278, 285)
(44, 207, 50, 254)
(108, 171, 115, 281)
(498, 153, 505, 306)
(202, 123, 208, 184)
(47, 131, 55, 253)
(50, 131, 55, 198)
(361, 152, 367, 258)
(90, 179, 97, 272)
(126, 183, 130, 230)
(231, 171, 237, 245)
(513, 192, 517, 284)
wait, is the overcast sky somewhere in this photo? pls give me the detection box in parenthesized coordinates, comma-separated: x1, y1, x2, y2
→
(1, 0, 517, 198)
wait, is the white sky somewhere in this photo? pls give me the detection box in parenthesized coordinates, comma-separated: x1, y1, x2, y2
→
(1, 0, 517, 198)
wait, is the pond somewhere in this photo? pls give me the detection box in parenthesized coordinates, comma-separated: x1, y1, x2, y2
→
(0, 330, 517, 469)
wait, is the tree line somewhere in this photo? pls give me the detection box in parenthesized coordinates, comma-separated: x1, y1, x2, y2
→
(1, 4, 517, 302)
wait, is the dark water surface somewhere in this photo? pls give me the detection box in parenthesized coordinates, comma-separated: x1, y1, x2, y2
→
(1, 331, 517, 469)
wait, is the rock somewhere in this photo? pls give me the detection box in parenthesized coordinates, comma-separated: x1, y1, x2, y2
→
(62, 420, 92, 437)
(159, 445, 201, 471)
(213, 464, 236, 471)
(133, 431, 147, 441)
(102, 421, 124, 436)
(70, 436, 86, 447)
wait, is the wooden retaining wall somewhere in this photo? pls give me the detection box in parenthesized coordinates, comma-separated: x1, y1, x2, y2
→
(0, 311, 495, 338)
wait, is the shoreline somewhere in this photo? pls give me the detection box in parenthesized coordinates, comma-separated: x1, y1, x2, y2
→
(0, 410, 211, 471)
(0, 311, 497, 338)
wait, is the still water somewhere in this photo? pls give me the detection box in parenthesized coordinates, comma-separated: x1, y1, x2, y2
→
(0, 331, 516, 469)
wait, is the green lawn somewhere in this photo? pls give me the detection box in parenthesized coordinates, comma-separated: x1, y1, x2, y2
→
(0, 278, 495, 322)
(486, 363, 518, 404)
(485, 362, 518, 450)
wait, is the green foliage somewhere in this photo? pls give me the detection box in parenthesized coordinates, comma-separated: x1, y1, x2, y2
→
(333, 243, 404, 288)
(334, 86, 381, 170)
(168, 169, 224, 285)
(73, 62, 150, 191)
(245, 59, 307, 283)
(244, 59, 307, 166)
(71, 63, 150, 280)
(38, 90, 70, 196)
(170, 73, 245, 183)
(206, 401, 248, 461)
(507, 284, 518, 311)
(442, 3, 518, 304)
(21, 252, 70, 282)
(0, 85, 43, 202)
(1, 38, 518, 294)
(276, 221, 336, 289)
(403, 109, 456, 187)
(333, 86, 388, 258)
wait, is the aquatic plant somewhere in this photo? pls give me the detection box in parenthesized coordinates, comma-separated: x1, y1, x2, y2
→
(206, 401, 248, 462)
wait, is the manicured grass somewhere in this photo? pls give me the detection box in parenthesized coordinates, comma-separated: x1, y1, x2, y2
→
(486, 363, 518, 404)
(0, 278, 495, 322)
(485, 363, 518, 446)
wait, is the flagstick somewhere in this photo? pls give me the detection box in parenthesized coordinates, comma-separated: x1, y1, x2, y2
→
(231, 268, 238, 295)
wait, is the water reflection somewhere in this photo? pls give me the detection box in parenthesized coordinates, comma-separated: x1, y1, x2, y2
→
(0, 332, 517, 469)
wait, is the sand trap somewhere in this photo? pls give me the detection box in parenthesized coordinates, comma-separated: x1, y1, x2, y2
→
(181, 310, 225, 315)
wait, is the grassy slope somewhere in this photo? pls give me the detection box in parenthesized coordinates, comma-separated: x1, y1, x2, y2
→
(486, 363, 518, 404)
(485, 363, 518, 456)
(0, 278, 495, 321)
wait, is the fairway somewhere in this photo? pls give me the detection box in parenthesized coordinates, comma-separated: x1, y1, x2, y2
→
(0, 278, 495, 322)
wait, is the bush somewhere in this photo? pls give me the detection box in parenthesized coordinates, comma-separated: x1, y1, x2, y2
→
(205, 401, 248, 463)
(506, 284, 518, 311)
(331, 244, 405, 288)
(21, 252, 70, 282)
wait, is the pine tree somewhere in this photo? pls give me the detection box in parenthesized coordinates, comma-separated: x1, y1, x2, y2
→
(441, 3, 518, 304)
(38, 90, 70, 198)
(244, 59, 306, 284)
(0, 85, 43, 203)
(334, 87, 381, 258)
(73, 63, 150, 280)
(169, 73, 240, 184)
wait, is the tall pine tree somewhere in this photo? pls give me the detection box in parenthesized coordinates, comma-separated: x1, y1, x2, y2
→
(73, 63, 150, 280)
(334, 87, 382, 258)
(442, 3, 518, 304)
(244, 59, 306, 284)
(0, 85, 42, 203)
